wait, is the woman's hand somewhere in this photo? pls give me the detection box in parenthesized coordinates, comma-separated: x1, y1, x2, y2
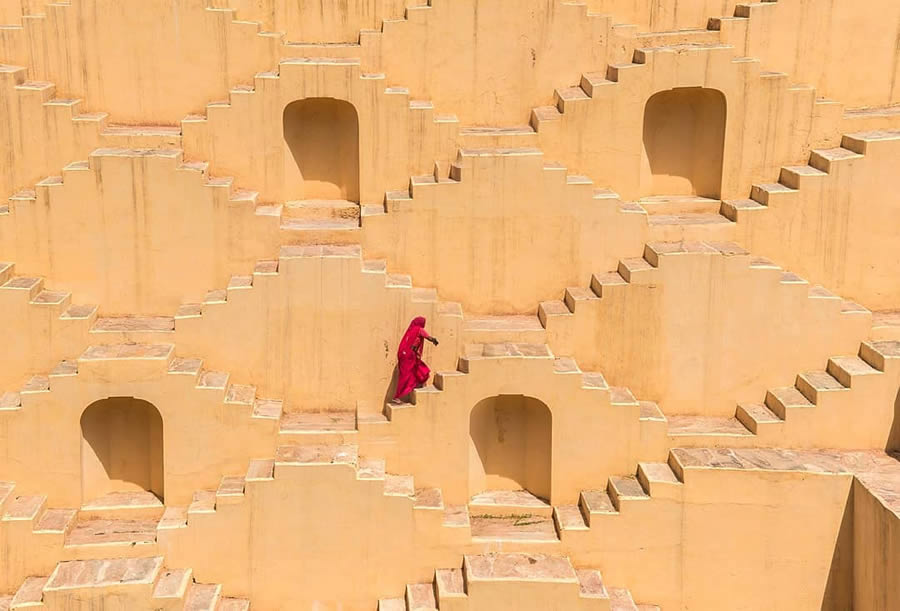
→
(429, 337, 439, 346)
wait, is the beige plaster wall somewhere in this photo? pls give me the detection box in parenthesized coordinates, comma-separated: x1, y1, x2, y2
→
(353, 0, 614, 125)
(586, 0, 740, 31)
(181, 58, 451, 206)
(735, 131, 900, 311)
(0, 65, 102, 204)
(725, 0, 900, 109)
(0, 272, 94, 388)
(0, 149, 283, 315)
(159, 462, 464, 610)
(0, 354, 275, 507)
(534, 44, 838, 201)
(152, 452, 859, 610)
(0, 0, 613, 126)
(173, 246, 464, 415)
(853, 479, 900, 610)
(0, 0, 280, 123)
(225, 0, 406, 43)
(589, 0, 900, 109)
(677, 467, 853, 610)
(358, 346, 654, 505)
(545, 242, 871, 417)
(362, 149, 648, 313)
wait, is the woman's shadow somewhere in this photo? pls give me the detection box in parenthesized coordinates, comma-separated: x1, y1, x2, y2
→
(382, 364, 400, 408)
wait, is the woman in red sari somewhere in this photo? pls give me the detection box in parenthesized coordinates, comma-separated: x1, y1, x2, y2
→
(393, 316, 439, 401)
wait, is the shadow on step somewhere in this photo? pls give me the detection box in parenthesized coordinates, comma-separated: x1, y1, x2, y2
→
(887, 388, 900, 452)
(822, 486, 853, 610)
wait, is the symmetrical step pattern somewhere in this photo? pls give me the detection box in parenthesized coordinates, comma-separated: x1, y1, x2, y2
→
(380, 552, 655, 610)
(6, 556, 249, 609)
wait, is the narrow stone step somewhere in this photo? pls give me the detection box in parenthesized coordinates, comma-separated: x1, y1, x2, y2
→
(252, 398, 283, 420)
(405, 582, 437, 610)
(3, 495, 46, 521)
(152, 567, 193, 601)
(637, 195, 722, 215)
(827, 355, 881, 387)
(442, 504, 470, 529)
(765, 386, 814, 418)
(469, 513, 558, 542)
(11, 576, 48, 607)
(469, 489, 552, 517)
(796, 370, 848, 403)
(378, 598, 405, 611)
(283, 199, 360, 220)
(157, 507, 188, 530)
(553, 504, 588, 531)
(184, 582, 222, 611)
(465, 552, 576, 582)
(735, 403, 782, 433)
(357, 457, 386, 481)
(91, 316, 174, 334)
(579, 489, 617, 524)
(80, 490, 164, 520)
(246, 459, 275, 482)
(279, 411, 357, 434)
(34, 508, 77, 533)
(646, 212, 732, 226)
(435, 568, 465, 598)
(188, 490, 216, 515)
(275, 445, 358, 467)
(413, 487, 443, 510)
(46, 557, 163, 590)
(65, 518, 158, 548)
(80, 343, 173, 361)
(608, 476, 649, 509)
(577, 568, 610, 600)
(667, 415, 752, 438)
(609, 587, 639, 610)
(384, 474, 415, 498)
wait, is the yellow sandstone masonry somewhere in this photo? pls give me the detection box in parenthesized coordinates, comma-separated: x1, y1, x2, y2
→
(2, 1, 900, 125)
(173, 244, 464, 413)
(541, 241, 872, 416)
(1, 0, 900, 609)
(8, 1, 900, 209)
(733, 130, 900, 310)
(0, 343, 277, 508)
(362, 147, 649, 313)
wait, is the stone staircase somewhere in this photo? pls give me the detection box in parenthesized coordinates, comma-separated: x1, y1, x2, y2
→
(158, 443, 470, 565)
(667, 340, 900, 449)
(727, 130, 900, 221)
(527, 41, 839, 202)
(4, 556, 249, 610)
(0, 262, 97, 387)
(873, 310, 900, 341)
(379, 552, 657, 611)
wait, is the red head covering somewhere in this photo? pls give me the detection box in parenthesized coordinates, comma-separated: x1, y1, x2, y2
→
(397, 316, 427, 359)
(394, 316, 432, 400)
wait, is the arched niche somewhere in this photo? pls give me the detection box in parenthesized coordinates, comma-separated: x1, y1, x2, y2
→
(468, 395, 552, 500)
(283, 97, 360, 202)
(80, 397, 164, 503)
(640, 87, 727, 198)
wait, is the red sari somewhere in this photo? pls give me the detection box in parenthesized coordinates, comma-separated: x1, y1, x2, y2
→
(394, 316, 433, 400)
